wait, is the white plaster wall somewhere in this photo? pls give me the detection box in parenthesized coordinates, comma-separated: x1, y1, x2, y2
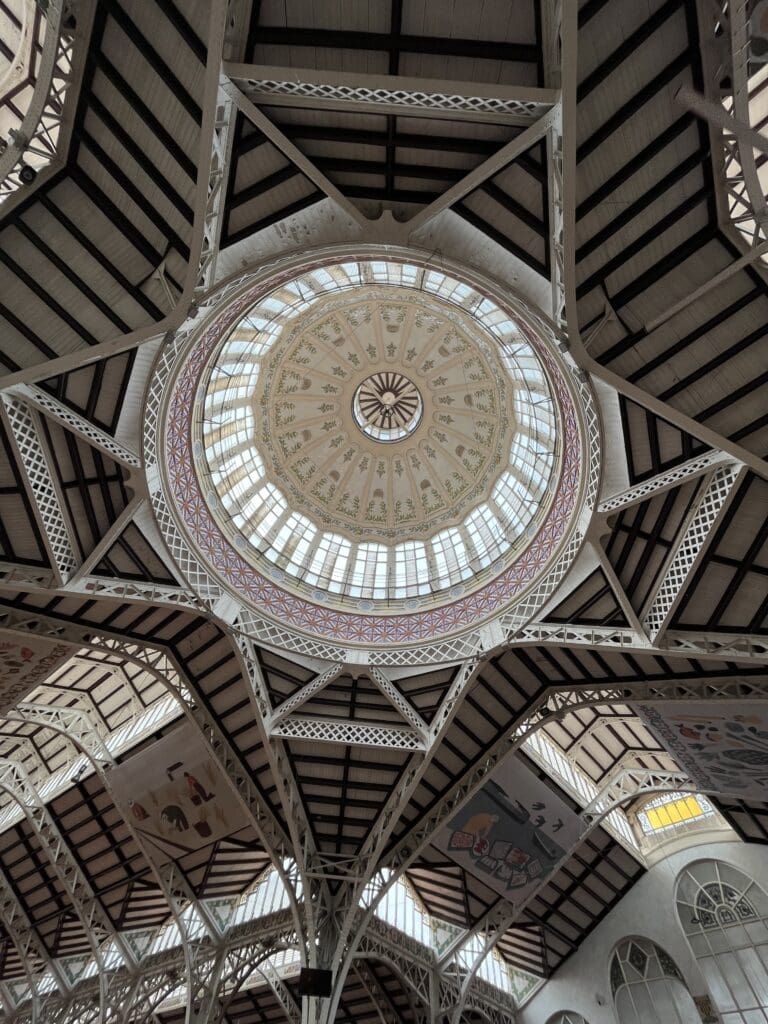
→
(518, 839, 764, 1024)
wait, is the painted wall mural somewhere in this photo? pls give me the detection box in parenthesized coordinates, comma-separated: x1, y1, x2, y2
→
(0, 631, 72, 710)
(434, 756, 580, 905)
(110, 722, 243, 863)
(637, 701, 768, 799)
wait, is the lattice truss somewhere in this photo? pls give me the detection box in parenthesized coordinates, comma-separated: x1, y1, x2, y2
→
(0, 598, 763, 1021)
(0, 0, 77, 204)
(0, 0, 767, 1021)
(231, 73, 556, 122)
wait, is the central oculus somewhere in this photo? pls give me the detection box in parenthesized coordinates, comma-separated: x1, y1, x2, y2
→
(352, 371, 423, 443)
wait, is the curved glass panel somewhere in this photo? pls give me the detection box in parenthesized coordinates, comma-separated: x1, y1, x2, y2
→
(611, 939, 699, 1024)
(198, 259, 561, 607)
(677, 860, 768, 1021)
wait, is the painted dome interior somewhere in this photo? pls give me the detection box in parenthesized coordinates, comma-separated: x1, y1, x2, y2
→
(197, 259, 560, 608)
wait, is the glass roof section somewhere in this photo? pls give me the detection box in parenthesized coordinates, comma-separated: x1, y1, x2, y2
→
(638, 793, 713, 834)
(198, 258, 560, 610)
(0, 0, 72, 204)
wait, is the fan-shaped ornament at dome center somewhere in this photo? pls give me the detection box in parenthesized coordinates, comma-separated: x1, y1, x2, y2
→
(353, 371, 423, 442)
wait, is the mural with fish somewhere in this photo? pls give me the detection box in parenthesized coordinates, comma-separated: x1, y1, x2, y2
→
(637, 701, 768, 798)
(433, 755, 580, 905)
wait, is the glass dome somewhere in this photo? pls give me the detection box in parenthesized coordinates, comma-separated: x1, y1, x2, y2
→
(195, 258, 560, 609)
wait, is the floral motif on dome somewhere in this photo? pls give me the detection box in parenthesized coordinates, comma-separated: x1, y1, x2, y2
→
(196, 266, 560, 608)
(157, 251, 593, 653)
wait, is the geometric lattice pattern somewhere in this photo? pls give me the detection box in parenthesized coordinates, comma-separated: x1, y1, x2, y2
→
(1, 2, 768, 1024)
(270, 715, 425, 750)
(237, 77, 555, 122)
(642, 464, 742, 639)
(0, 397, 77, 581)
(14, 385, 141, 468)
(598, 451, 730, 514)
(0, 0, 76, 204)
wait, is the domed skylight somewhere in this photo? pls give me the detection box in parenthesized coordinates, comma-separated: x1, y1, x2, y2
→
(196, 258, 560, 609)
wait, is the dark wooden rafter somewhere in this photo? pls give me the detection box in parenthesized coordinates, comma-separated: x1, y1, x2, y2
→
(38, 349, 137, 437)
(92, 522, 179, 587)
(716, 797, 768, 846)
(0, 420, 50, 566)
(0, 585, 761, 984)
(36, 190, 166, 321)
(618, 396, 710, 484)
(223, 0, 547, 262)
(225, 123, 548, 268)
(545, 568, 628, 627)
(68, 0, 204, 268)
(49, 783, 150, 927)
(0, 627, 280, 951)
(575, 0, 715, 290)
(454, 134, 549, 276)
(512, 757, 643, 973)
(387, 0, 403, 198)
(0, 0, 767, 1005)
(671, 472, 768, 635)
(224, 187, 323, 247)
(576, 1, 768, 458)
(283, 737, 412, 858)
(0, 824, 85, 959)
(599, 475, 705, 616)
(406, 754, 643, 977)
(246, 28, 538, 65)
(497, 921, 549, 976)
(0, 0, 210, 378)
(38, 419, 131, 561)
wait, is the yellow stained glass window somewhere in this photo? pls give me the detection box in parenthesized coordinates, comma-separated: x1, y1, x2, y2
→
(646, 796, 704, 832)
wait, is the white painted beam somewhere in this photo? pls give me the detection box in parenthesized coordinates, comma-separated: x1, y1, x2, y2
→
(590, 542, 646, 636)
(645, 240, 768, 332)
(677, 84, 768, 154)
(407, 110, 556, 233)
(0, 759, 136, 981)
(641, 464, 744, 640)
(197, 83, 237, 293)
(597, 451, 736, 513)
(223, 63, 558, 125)
(0, 397, 78, 585)
(515, 621, 768, 662)
(4, 385, 141, 469)
(368, 666, 429, 740)
(270, 715, 425, 751)
(267, 664, 344, 729)
(222, 76, 368, 229)
(67, 495, 144, 585)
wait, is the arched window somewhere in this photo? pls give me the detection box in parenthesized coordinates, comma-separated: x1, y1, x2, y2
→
(546, 1013, 590, 1024)
(677, 860, 768, 1022)
(610, 938, 700, 1023)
